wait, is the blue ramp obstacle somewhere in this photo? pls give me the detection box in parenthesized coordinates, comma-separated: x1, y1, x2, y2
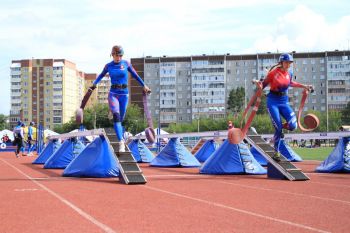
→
(32, 140, 62, 164)
(200, 140, 266, 175)
(316, 137, 350, 173)
(250, 146, 267, 166)
(150, 138, 201, 167)
(194, 139, 217, 162)
(128, 139, 155, 162)
(43, 138, 86, 169)
(277, 139, 302, 162)
(63, 136, 119, 177)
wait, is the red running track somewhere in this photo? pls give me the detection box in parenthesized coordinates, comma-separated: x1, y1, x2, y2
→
(0, 152, 349, 233)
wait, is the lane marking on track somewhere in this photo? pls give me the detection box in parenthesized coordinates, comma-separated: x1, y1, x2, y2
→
(306, 172, 350, 178)
(146, 174, 212, 178)
(0, 158, 116, 233)
(143, 185, 330, 233)
(216, 180, 350, 205)
(309, 181, 350, 188)
(14, 188, 40, 192)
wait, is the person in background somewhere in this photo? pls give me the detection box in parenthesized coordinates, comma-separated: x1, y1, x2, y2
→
(90, 45, 151, 152)
(13, 121, 26, 157)
(257, 53, 313, 161)
(27, 121, 35, 156)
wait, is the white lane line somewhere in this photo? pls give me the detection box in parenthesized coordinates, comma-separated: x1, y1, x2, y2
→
(0, 158, 116, 233)
(306, 172, 350, 178)
(217, 180, 350, 205)
(143, 185, 330, 233)
(147, 174, 350, 203)
(309, 181, 350, 188)
(14, 188, 40, 192)
(146, 174, 212, 178)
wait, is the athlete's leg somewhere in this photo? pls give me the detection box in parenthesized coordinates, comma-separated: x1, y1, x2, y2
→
(108, 92, 123, 141)
(280, 104, 297, 131)
(118, 94, 129, 140)
(27, 137, 32, 153)
(15, 138, 20, 157)
(118, 94, 129, 122)
(267, 98, 283, 150)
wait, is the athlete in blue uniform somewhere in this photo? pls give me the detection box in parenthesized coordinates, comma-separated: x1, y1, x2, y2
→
(13, 121, 25, 157)
(91, 45, 151, 152)
(260, 53, 312, 161)
(27, 121, 35, 156)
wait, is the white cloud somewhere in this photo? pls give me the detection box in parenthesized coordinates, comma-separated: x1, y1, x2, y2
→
(0, 1, 350, 115)
(252, 4, 350, 53)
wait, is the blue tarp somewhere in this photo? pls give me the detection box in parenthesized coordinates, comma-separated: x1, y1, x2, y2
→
(316, 137, 350, 173)
(250, 146, 267, 166)
(43, 139, 86, 169)
(278, 139, 303, 162)
(200, 140, 245, 174)
(194, 139, 216, 162)
(200, 140, 266, 175)
(128, 139, 155, 162)
(150, 138, 200, 167)
(32, 140, 61, 164)
(238, 143, 267, 174)
(63, 136, 119, 177)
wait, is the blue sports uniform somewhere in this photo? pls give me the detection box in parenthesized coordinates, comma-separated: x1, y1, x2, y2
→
(93, 60, 145, 141)
(262, 67, 304, 151)
(27, 125, 34, 153)
(13, 124, 25, 156)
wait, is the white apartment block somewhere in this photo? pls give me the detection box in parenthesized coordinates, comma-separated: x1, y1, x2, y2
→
(9, 59, 93, 129)
(130, 50, 350, 126)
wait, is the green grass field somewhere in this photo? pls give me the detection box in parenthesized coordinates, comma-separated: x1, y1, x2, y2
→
(292, 147, 334, 161)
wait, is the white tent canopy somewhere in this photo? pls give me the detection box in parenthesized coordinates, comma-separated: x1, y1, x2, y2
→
(135, 128, 169, 143)
(44, 129, 59, 137)
(0, 129, 15, 142)
(68, 129, 95, 142)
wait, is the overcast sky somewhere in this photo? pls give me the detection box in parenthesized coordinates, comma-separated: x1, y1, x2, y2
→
(1, 0, 350, 114)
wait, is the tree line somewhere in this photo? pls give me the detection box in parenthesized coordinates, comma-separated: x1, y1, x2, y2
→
(0, 87, 349, 134)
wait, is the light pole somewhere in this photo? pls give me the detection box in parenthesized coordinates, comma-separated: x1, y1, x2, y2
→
(5, 119, 9, 129)
(244, 76, 247, 108)
(197, 114, 199, 132)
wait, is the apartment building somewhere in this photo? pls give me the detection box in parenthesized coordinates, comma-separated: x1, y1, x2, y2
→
(130, 50, 350, 126)
(9, 59, 94, 129)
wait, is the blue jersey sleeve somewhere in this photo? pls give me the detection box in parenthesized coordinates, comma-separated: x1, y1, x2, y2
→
(93, 64, 108, 85)
(127, 62, 145, 87)
(28, 127, 33, 137)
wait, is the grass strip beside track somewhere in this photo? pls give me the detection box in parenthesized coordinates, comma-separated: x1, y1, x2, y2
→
(292, 147, 334, 161)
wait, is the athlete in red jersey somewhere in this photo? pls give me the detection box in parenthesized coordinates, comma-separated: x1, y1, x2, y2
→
(260, 53, 312, 161)
(262, 65, 305, 92)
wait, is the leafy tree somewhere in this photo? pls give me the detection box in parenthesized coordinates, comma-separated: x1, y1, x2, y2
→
(54, 103, 148, 135)
(328, 110, 343, 131)
(123, 103, 146, 135)
(84, 104, 111, 129)
(251, 113, 274, 134)
(341, 101, 350, 125)
(256, 93, 267, 115)
(227, 87, 245, 114)
(0, 114, 9, 131)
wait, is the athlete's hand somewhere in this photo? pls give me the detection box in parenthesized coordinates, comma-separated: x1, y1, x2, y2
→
(143, 85, 151, 94)
(89, 84, 96, 91)
(304, 85, 314, 92)
(252, 79, 263, 90)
